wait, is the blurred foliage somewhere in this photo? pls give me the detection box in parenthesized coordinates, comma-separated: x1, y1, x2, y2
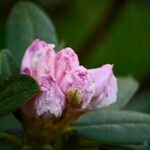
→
(0, 0, 150, 149)
(0, 49, 19, 76)
(55, 0, 111, 48)
(73, 110, 150, 144)
(126, 88, 150, 113)
(0, 114, 22, 132)
(85, 1, 150, 79)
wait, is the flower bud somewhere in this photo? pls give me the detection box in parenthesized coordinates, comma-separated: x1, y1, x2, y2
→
(67, 88, 83, 108)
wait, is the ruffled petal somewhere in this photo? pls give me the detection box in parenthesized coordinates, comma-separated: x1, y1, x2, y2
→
(59, 66, 95, 109)
(55, 48, 79, 84)
(35, 45, 56, 80)
(21, 39, 56, 79)
(88, 64, 118, 109)
(35, 76, 65, 117)
(21, 39, 47, 75)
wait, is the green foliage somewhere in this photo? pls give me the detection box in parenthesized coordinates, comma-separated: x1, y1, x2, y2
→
(85, 2, 150, 79)
(0, 115, 24, 149)
(0, 114, 22, 131)
(0, 74, 40, 117)
(98, 144, 150, 150)
(73, 110, 150, 144)
(7, 1, 58, 65)
(126, 89, 150, 113)
(55, 0, 110, 48)
(0, 49, 19, 76)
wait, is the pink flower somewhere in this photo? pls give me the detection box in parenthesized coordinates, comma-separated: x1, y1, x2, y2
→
(21, 39, 118, 118)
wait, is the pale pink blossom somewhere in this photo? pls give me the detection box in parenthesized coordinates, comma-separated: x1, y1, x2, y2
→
(88, 65, 118, 109)
(21, 39, 118, 118)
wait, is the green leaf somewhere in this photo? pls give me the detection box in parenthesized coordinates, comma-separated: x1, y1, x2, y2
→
(126, 89, 150, 113)
(99, 144, 150, 150)
(108, 76, 139, 109)
(73, 110, 150, 144)
(0, 49, 19, 76)
(0, 74, 40, 117)
(125, 145, 150, 150)
(7, 1, 58, 65)
(0, 114, 22, 131)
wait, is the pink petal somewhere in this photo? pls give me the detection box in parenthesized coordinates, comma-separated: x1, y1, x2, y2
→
(55, 48, 79, 84)
(21, 39, 56, 80)
(21, 39, 47, 75)
(35, 45, 56, 80)
(89, 64, 118, 108)
(35, 76, 65, 117)
(59, 66, 95, 109)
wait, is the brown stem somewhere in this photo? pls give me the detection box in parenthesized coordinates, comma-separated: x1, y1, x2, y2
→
(78, 0, 128, 63)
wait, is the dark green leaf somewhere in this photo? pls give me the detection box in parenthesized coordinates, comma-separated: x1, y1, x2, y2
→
(73, 110, 150, 144)
(126, 89, 150, 113)
(108, 76, 139, 109)
(0, 49, 19, 76)
(0, 114, 22, 131)
(7, 1, 58, 65)
(99, 144, 150, 150)
(0, 74, 40, 117)
(125, 144, 150, 150)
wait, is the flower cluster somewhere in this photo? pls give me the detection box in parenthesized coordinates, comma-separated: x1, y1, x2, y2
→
(21, 39, 118, 121)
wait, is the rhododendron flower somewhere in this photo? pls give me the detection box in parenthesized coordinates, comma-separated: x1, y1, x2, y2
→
(21, 39, 118, 119)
